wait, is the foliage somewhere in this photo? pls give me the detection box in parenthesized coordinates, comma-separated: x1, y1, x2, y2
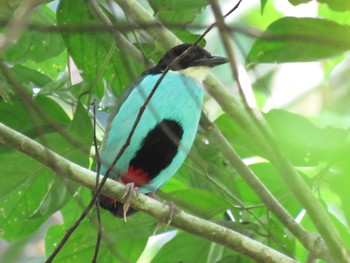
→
(1, 0, 350, 262)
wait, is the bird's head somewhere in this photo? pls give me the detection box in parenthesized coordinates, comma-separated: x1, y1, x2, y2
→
(146, 44, 229, 82)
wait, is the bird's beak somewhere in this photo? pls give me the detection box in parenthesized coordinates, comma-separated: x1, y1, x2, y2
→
(192, 55, 229, 67)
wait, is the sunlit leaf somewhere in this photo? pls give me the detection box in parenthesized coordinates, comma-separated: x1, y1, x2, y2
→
(247, 17, 350, 64)
(2, 6, 65, 63)
(45, 187, 154, 262)
(290, 0, 350, 11)
(57, 0, 143, 98)
(265, 109, 347, 165)
(151, 232, 211, 262)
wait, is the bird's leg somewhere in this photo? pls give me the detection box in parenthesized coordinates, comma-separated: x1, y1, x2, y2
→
(149, 192, 181, 235)
(121, 182, 140, 222)
(166, 201, 180, 228)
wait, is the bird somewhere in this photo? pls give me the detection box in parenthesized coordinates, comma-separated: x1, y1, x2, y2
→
(98, 43, 228, 218)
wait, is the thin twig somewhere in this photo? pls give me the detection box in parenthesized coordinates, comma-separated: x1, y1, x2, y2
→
(92, 100, 102, 263)
(0, 0, 43, 54)
(46, 1, 244, 261)
(210, 0, 349, 261)
(200, 113, 328, 259)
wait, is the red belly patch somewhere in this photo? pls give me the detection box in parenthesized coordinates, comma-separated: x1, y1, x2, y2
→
(121, 166, 150, 187)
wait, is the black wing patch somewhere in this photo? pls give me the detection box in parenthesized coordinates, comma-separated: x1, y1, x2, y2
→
(129, 119, 184, 180)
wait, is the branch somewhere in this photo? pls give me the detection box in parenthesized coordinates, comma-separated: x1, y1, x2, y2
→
(200, 115, 328, 260)
(113, 0, 180, 49)
(110, 0, 332, 260)
(0, 0, 44, 54)
(0, 122, 296, 263)
(209, 1, 350, 261)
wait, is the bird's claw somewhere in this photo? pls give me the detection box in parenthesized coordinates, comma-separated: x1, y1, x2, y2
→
(122, 183, 139, 222)
(153, 201, 181, 235)
(166, 201, 180, 228)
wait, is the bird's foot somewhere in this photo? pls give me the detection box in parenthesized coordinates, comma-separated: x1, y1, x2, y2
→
(153, 201, 181, 235)
(166, 201, 180, 227)
(122, 183, 139, 222)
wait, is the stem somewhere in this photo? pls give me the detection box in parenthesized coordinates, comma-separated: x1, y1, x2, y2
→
(209, 0, 349, 261)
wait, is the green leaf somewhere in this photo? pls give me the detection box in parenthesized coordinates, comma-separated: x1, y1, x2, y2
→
(328, 166, 350, 229)
(0, 94, 91, 240)
(57, 0, 143, 98)
(45, 187, 154, 262)
(11, 64, 52, 87)
(0, 129, 89, 240)
(246, 17, 350, 64)
(70, 101, 93, 146)
(318, 0, 350, 12)
(0, 64, 53, 102)
(260, 0, 269, 14)
(215, 113, 263, 157)
(264, 109, 348, 165)
(318, 2, 350, 24)
(24, 50, 68, 80)
(0, 96, 70, 138)
(0, 168, 54, 240)
(2, 6, 65, 63)
(217, 255, 254, 263)
(267, 218, 295, 255)
(329, 212, 350, 248)
(161, 189, 231, 218)
(152, 232, 211, 263)
(149, 0, 208, 25)
(288, 0, 311, 5)
(148, 0, 207, 44)
(186, 134, 241, 194)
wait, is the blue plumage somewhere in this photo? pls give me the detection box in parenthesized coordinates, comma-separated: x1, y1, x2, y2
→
(98, 44, 228, 217)
(100, 72, 204, 194)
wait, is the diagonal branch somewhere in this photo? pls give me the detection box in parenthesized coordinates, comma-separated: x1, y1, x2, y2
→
(0, 122, 296, 263)
(110, 0, 333, 260)
(209, 0, 350, 261)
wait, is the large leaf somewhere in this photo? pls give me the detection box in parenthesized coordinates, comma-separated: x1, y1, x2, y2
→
(45, 187, 154, 262)
(57, 0, 143, 98)
(152, 232, 211, 263)
(246, 17, 350, 64)
(328, 159, 350, 230)
(0, 131, 88, 240)
(149, 0, 208, 24)
(152, 231, 254, 262)
(0, 165, 56, 240)
(214, 113, 264, 158)
(0, 95, 91, 240)
(2, 6, 65, 63)
(161, 189, 231, 219)
(288, 0, 311, 5)
(318, 0, 350, 11)
(289, 0, 350, 11)
(148, 0, 207, 45)
(264, 109, 347, 166)
(260, 0, 269, 13)
(0, 96, 70, 139)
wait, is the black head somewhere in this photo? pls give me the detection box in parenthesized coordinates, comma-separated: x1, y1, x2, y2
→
(145, 44, 228, 75)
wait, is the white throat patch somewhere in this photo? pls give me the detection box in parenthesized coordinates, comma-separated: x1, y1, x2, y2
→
(178, 66, 210, 83)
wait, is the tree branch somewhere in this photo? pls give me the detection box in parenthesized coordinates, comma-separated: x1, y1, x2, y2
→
(209, 1, 349, 261)
(0, 122, 296, 263)
(200, 115, 328, 260)
(0, 0, 44, 54)
(109, 0, 333, 260)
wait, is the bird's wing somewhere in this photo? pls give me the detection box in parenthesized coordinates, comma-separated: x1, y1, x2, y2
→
(99, 72, 204, 194)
